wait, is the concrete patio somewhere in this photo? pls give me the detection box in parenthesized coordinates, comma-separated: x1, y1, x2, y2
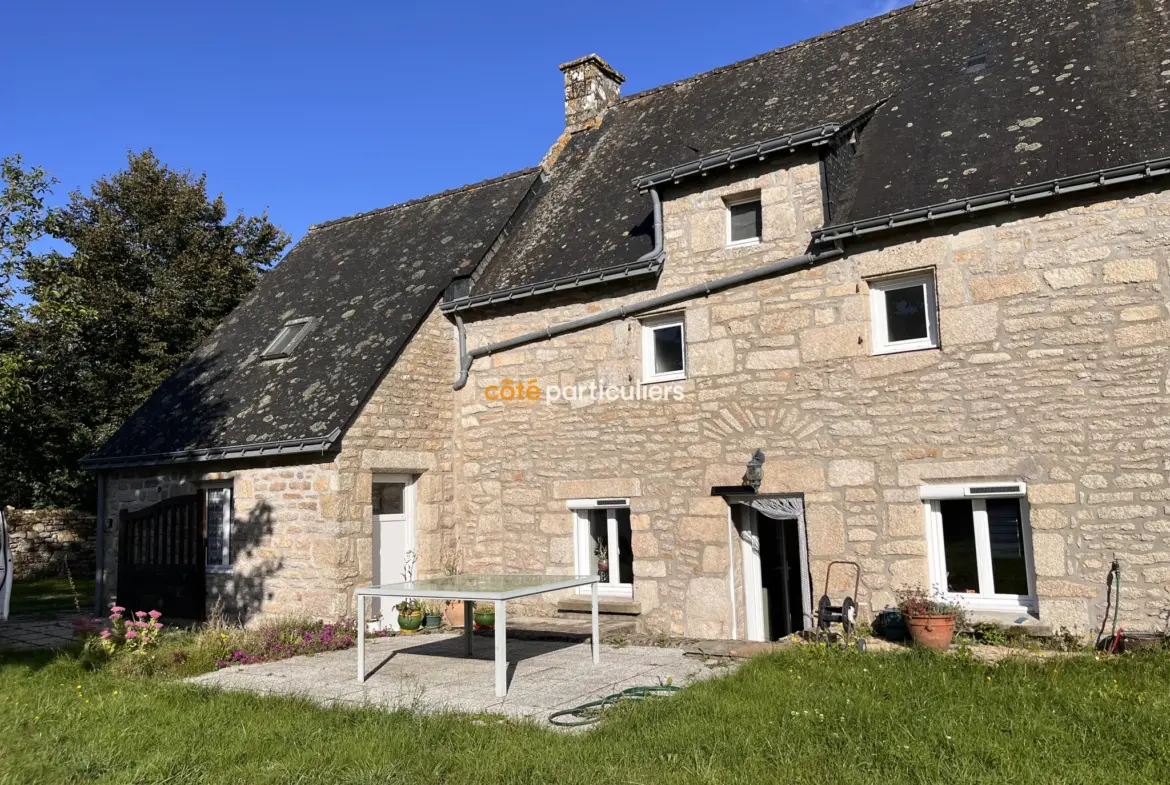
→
(188, 631, 732, 724)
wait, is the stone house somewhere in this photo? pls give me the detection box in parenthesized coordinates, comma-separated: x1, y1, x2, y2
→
(85, 0, 1170, 639)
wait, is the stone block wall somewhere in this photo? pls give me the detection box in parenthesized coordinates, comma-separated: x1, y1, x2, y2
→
(98, 306, 458, 624)
(5, 507, 96, 580)
(455, 156, 1170, 637)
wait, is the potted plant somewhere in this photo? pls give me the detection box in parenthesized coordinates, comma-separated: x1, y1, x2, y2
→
(897, 587, 965, 651)
(595, 542, 609, 582)
(423, 602, 442, 630)
(395, 597, 423, 633)
(473, 602, 496, 629)
(440, 538, 467, 628)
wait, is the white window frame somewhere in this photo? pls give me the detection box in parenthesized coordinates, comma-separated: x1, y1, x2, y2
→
(919, 482, 1037, 614)
(203, 484, 233, 573)
(567, 498, 633, 598)
(868, 271, 939, 355)
(725, 195, 762, 248)
(640, 313, 687, 384)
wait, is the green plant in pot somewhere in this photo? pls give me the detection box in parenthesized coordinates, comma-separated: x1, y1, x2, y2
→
(897, 587, 966, 652)
(395, 597, 423, 633)
(423, 602, 442, 630)
(473, 602, 496, 629)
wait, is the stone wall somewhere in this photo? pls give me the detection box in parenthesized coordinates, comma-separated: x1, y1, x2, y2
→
(6, 507, 96, 580)
(98, 306, 458, 624)
(455, 154, 1170, 637)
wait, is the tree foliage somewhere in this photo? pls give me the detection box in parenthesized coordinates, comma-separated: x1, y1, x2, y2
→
(0, 150, 290, 508)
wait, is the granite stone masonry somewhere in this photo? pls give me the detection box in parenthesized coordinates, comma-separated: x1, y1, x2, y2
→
(6, 507, 96, 581)
(454, 159, 1170, 637)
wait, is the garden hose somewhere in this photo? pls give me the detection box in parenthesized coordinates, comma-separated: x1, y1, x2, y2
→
(1095, 560, 1121, 651)
(548, 685, 680, 727)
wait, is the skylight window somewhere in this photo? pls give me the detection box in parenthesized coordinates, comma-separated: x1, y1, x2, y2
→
(261, 317, 315, 360)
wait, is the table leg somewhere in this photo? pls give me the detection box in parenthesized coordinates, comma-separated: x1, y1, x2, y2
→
(356, 594, 365, 683)
(464, 600, 473, 656)
(591, 581, 600, 664)
(494, 599, 507, 698)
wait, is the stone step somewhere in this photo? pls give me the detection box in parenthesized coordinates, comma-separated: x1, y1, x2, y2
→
(505, 615, 638, 642)
(555, 597, 642, 616)
(968, 610, 1053, 637)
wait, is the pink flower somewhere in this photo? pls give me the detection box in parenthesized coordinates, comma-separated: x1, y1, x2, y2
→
(124, 630, 138, 639)
(135, 611, 147, 618)
(99, 630, 112, 639)
(148, 610, 162, 620)
(124, 620, 134, 627)
(110, 605, 125, 614)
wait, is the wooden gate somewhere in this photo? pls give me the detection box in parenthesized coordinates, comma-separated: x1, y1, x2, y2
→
(116, 494, 205, 621)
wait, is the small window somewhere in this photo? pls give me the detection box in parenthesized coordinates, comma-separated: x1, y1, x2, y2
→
(570, 501, 633, 598)
(641, 314, 686, 383)
(726, 197, 762, 246)
(204, 486, 233, 571)
(261, 318, 315, 360)
(868, 271, 939, 355)
(921, 483, 1035, 613)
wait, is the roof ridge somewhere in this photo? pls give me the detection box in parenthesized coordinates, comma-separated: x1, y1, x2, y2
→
(311, 166, 541, 231)
(617, 0, 950, 107)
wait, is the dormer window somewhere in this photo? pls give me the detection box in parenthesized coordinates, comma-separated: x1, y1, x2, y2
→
(261, 317, 315, 360)
(725, 195, 762, 247)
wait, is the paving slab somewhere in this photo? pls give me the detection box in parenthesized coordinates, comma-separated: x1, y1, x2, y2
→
(188, 631, 733, 725)
(0, 612, 82, 652)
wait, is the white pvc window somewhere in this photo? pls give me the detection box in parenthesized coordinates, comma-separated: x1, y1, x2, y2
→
(568, 499, 633, 597)
(725, 196, 762, 247)
(641, 313, 686, 383)
(868, 272, 938, 355)
(204, 485, 233, 572)
(920, 483, 1036, 614)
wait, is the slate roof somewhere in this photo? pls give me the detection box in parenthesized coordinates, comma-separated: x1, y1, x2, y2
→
(470, 0, 1170, 294)
(85, 168, 539, 468)
(91, 0, 1170, 467)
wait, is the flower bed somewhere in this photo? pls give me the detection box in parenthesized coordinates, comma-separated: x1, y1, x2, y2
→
(215, 620, 364, 668)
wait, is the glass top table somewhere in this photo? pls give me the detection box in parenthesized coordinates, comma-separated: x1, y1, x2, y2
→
(355, 573, 598, 601)
(355, 573, 601, 698)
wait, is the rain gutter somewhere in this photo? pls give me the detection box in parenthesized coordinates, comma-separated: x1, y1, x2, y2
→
(813, 156, 1170, 244)
(452, 245, 842, 390)
(632, 124, 841, 191)
(441, 188, 665, 315)
(79, 429, 342, 471)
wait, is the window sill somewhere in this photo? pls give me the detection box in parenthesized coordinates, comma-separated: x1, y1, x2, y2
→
(725, 238, 761, 249)
(205, 566, 234, 575)
(871, 342, 939, 357)
(641, 373, 686, 385)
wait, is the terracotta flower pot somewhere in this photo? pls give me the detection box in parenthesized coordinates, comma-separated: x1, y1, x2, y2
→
(905, 613, 956, 651)
(444, 601, 466, 628)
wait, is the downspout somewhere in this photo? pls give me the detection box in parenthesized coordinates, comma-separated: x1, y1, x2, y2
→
(727, 504, 738, 640)
(453, 188, 665, 390)
(453, 242, 844, 391)
(93, 470, 105, 613)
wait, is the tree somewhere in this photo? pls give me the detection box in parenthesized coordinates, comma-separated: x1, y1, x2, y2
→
(0, 150, 289, 508)
(0, 155, 55, 412)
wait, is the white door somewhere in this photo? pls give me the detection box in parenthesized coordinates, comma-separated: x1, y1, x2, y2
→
(372, 474, 416, 631)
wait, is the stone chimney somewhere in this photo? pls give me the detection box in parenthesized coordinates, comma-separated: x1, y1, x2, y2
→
(559, 54, 625, 133)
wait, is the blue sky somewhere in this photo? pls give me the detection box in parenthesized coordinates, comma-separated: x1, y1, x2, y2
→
(2, 1, 910, 248)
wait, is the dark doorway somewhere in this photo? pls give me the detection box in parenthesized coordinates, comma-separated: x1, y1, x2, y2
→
(758, 518, 805, 640)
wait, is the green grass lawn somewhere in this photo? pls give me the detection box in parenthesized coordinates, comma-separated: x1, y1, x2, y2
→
(2, 646, 1168, 784)
(9, 576, 96, 615)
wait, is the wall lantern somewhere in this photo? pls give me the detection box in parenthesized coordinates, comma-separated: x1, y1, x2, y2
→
(742, 448, 765, 493)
